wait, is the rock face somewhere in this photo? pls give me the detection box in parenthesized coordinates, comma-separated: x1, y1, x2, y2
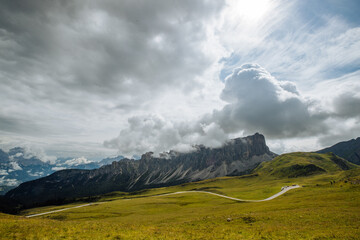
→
(6, 133, 276, 206)
(317, 137, 360, 165)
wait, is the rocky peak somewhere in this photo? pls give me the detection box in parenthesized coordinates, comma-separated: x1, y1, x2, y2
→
(141, 152, 154, 161)
(6, 133, 276, 207)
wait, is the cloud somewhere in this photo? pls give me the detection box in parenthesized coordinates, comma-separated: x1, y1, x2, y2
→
(63, 156, 93, 166)
(51, 167, 66, 171)
(332, 93, 360, 118)
(0, 176, 19, 187)
(219, 1, 360, 91)
(105, 63, 360, 155)
(27, 171, 44, 177)
(314, 93, 360, 147)
(0, 0, 224, 104)
(1, 0, 360, 157)
(106, 64, 329, 155)
(317, 118, 360, 147)
(0, 0, 225, 159)
(104, 114, 228, 157)
(211, 63, 327, 138)
(23, 148, 57, 164)
(0, 115, 47, 135)
(305, 75, 360, 148)
(101, 1, 360, 156)
(9, 161, 22, 171)
(6, 146, 57, 164)
(0, 170, 8, 176)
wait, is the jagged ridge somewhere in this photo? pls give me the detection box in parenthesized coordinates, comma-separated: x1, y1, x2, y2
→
(6, 133, 276, 206)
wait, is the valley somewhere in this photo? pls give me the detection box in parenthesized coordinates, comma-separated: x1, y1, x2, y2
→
(0, 152, 359, 239)
(1, 1, 360, 239)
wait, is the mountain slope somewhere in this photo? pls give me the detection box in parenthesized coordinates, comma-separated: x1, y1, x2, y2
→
(0, 147, 124, 195)
(6, 133, 276, 206)
(255, 152, 358, 178)
(4, 154, 360, 239)
(317, 137, 360, 165)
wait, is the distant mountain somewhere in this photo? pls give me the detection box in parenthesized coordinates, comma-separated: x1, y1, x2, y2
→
(6, 133, 276, 207)
(316, 137, 360, 165)
(0, 147, 124, 195)
(98, 155, 125, 166)
(0, 147, 54, 195)
(256, 152, 358, 178)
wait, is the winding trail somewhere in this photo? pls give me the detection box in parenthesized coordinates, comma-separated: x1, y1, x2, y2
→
(25, 202, 106, 218)
(157, 185, 300, 202)
(25, 185, 300, 218)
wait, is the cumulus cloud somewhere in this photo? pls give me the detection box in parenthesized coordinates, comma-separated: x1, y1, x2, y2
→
(105, 63, 360, 155)
(6, 146, 57, 164)
(106, 64, 331, 156)
(0, 170, 9, 176)
(104, 115, 228, 157)
(9, 161, 22, 171)
(211, 63, 327, 138)
(0, 176, 19, 187)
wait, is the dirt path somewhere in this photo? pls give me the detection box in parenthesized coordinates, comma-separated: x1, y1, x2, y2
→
(25, 202, 106, 218)
(156, 185, 300, 202)
(25, 185, 300, 218)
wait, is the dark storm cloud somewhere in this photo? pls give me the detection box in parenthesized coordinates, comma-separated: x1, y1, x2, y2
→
(0, 0, 225, 155)
(0, 0, 223, 101)
(0, 115, 32, 134)
(0, 114, 49, 135)
(332, 93, 360, 118)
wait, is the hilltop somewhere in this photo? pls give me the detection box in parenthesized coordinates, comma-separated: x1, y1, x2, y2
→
(255, 152, 358, 178)
(317, 137, 360, 165)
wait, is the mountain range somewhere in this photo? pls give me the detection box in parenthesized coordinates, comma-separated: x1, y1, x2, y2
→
(0, 147, 124, 195)
(2, 133, 360, 209)
(6, 133, 276, 207)
(317, 137, 360, 165)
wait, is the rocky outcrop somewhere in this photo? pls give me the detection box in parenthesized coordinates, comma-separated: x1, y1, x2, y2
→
(6, 133, 276, 206)
(317, 137, 360, 165)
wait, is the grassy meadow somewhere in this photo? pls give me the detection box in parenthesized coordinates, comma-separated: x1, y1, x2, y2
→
(0, 153, 360, 239)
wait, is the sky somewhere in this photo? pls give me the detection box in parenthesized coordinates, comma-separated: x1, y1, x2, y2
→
(0, 0, 360, 161)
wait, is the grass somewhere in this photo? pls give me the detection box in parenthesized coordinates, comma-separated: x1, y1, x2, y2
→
(256, 152, 358, 178)
(0, 153, 360, 239)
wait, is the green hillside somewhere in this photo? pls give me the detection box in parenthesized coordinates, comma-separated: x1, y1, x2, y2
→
(256, 152, 358, 178)
(0, 152, 359, 239)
